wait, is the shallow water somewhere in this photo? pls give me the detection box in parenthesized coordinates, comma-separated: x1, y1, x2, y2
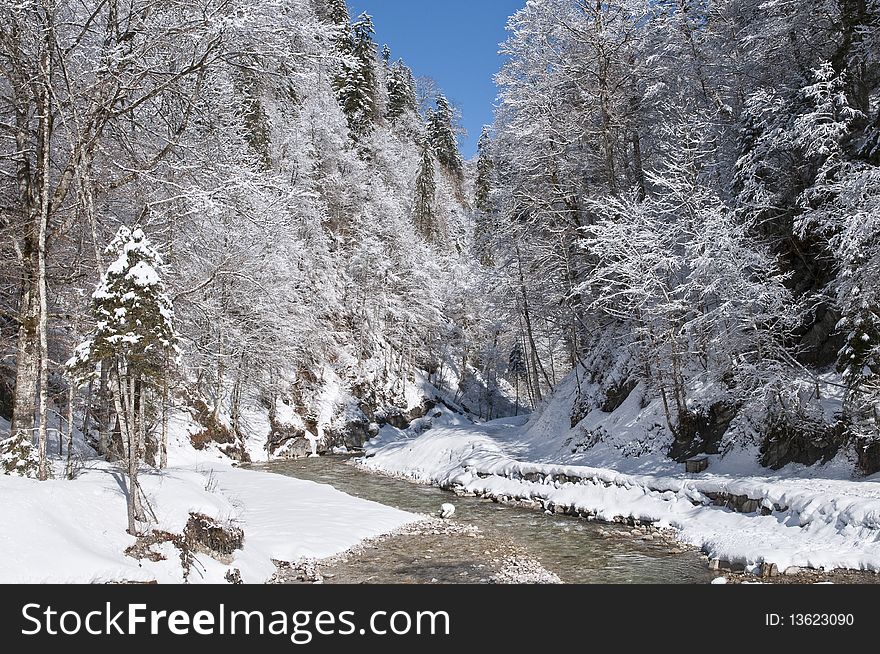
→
(259, 456, 713, 584)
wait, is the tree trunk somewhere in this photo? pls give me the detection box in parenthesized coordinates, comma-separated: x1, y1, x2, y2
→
(8, 15, 39, 448)
(113, 370, 137, 535)
(65, 384, 74, 479)
(631, 127, 646, 201)
(98, 363, 110, 456)
(10, 287, 38, 443)
(131, 373, 144, 521)
(514, 376, 520, 417)
(516, 247, 550, 401)
(35, 7, 53, 482)
(160, 373, 168, 470)
(113, 362, 142, 535)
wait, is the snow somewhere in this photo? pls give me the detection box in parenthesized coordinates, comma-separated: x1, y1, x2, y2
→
(206, 466, 419, 582)
(0, 461, 418, 583)
(126, 260, 161, 287)
(360, 418, 880, 574)
(0, 409, 419, 584)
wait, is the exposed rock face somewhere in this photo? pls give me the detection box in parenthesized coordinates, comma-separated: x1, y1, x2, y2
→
(759, 419, 848, 469)
(328, 417, 378, 450)
(189, 399, 235, 449)
(669, 402, 737, 463)
(275, 437, 313, 460)
(266, 415, 308, 458)
(600, 379, 638, 414)
(266, 392, 437, 455)
(797, 303, 845, 368)
(381, 407, 410, 430)
(408, 400, 436, 422)
(189, 398, 250, 462)
(856, 438, 880, 476)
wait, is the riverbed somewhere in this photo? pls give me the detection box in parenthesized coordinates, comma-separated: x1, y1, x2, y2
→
(255, 455, 713, 584)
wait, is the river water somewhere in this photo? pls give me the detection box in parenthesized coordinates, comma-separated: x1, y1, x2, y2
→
(260, 456, 713, 584)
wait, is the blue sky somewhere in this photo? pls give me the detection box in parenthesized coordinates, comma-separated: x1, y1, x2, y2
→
(347, 0, 525, 159)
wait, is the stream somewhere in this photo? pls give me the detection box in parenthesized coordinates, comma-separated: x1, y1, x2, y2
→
(258, 455, 713, 584)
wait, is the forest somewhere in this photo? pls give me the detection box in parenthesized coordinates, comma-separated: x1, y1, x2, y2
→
(1, 0, 879, 526)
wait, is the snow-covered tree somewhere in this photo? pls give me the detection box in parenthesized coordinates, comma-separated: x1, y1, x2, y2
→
(67, 227, 176, 534)
(386, 60, 418, 122)
(334, 12, 379, 137)
(413, 142, 440, 242)
(474, 126, 496, 265)
(427, 95, 462, 177)
(0, 432, 39, 478)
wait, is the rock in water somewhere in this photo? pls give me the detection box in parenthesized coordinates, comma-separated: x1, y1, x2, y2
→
(439, 503, 456, 519)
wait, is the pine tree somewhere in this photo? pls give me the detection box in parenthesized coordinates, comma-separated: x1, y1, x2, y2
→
(325, 0, 351, 31)
(413, 142, 439, 242)
(382, 44, 391, 66)
(838, 277, 880, 384)
(334, 13, 379, 137)
(386, 60, 418, 121)
(508, 342, 528, 416)
(325, 0, 353, 57)
(67, 226, 177, 534)
(474, 126, 496, 265)
(427, 94, 462, 176)
(474, 127, 494, 212)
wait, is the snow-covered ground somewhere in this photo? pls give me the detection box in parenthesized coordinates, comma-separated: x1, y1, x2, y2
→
(361, 417, 880, 574)
(0, 415, 419, 584)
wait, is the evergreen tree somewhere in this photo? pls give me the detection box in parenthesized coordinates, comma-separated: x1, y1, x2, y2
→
(334, 13, 379, 137)
(508, 342, 528, 416)
(474, 126, 496, 265)
(413, 142, 440, 242)
(474, 127, 494, 212)
(382, 44, 391, 66)
(67, 227, 177, 534)
(427, 94, 462, 176)
(0, 430, 39, 477)
(325, 0, 351, 32)
(386, 60, 418, 121)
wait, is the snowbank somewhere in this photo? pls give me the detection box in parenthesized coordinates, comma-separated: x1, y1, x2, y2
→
(361, 423, 880, 574)
(0, 413, 419, 583)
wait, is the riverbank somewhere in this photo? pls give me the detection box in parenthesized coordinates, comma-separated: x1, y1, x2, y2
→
(272, 518, 561, 584)
(359, 420, 880, 578)
(0, 456, 419, 583)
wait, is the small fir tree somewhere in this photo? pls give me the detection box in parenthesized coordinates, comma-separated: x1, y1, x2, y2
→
(67, 226, 177, 534)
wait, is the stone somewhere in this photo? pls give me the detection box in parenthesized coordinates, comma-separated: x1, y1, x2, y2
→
(760, 562, 780, 578)
(739, 498, 760, 514)
(784, 566, 802, 576)
(279, 437, 313, 460)
(184, 513, 244, 564)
